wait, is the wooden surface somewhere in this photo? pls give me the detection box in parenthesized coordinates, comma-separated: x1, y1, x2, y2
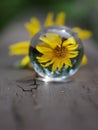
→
(0, 15, 98, 130)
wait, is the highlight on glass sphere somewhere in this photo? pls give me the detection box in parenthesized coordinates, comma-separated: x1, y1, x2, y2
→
(29, 26, 84, 81)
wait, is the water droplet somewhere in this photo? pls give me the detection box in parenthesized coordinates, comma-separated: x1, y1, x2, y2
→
(29, 26, 83, 81)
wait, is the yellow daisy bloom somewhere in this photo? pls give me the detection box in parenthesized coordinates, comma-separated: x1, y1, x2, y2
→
(36, 33, 79, 72)
(9, 12, 92, 69)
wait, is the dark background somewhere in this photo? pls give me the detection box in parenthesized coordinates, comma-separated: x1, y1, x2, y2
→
(0, 0, 98, 42)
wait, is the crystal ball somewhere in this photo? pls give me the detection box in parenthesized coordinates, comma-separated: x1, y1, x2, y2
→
(29, 26, 83, 81)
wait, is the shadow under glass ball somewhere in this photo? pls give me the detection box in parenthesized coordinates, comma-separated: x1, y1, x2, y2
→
(29, 26, 84, 81)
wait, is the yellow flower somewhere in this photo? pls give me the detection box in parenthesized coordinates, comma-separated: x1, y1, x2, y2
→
(9, 12, 92, 69)
(36, 33, 79, 72)
(9, 12, 66, 68)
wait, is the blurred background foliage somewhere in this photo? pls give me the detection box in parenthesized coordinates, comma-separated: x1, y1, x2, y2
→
(0, 0, 98, 42)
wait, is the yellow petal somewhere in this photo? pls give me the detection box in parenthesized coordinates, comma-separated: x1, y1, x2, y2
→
(67, 52, 79, 58)
(63, 37, 76, 47)
(24, 23, 35, 36)
(68, 50, 78, 55)
(9, 49, 29, 55)
(72, 27, 92, 39)
(46, 33, 62, 44)
(24, 17, 41, 36)
(20, 56, 30, 67)
(37, 42, 51, 49)
(52, 61, 58, 72)
(36, 43, 52, 54)
(30, 17, 41, 29)
(55, 12, 66, 25)
(41, 60, 54, 67)
(51, 58, 62, 72)
(37, 54, 52, 63)
(39, 36, 52, 45)
(44, 13, 54, 26)
(39, 33, 62, 48)
(64, 58, 72, 67)
(81, 55, 88, 66)
(9, 41, 30, 50)
(66, 44, 78, 50)
(9, 41, 30, 55)
(57, 59, 64, 71)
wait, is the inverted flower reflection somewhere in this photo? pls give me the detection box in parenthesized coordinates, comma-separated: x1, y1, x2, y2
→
(36, 33, 79, 72)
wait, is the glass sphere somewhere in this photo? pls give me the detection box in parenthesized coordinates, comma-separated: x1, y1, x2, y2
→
(29, 26, 83, 81)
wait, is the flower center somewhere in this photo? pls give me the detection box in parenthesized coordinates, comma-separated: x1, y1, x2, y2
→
(54, 46, 66, 58)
